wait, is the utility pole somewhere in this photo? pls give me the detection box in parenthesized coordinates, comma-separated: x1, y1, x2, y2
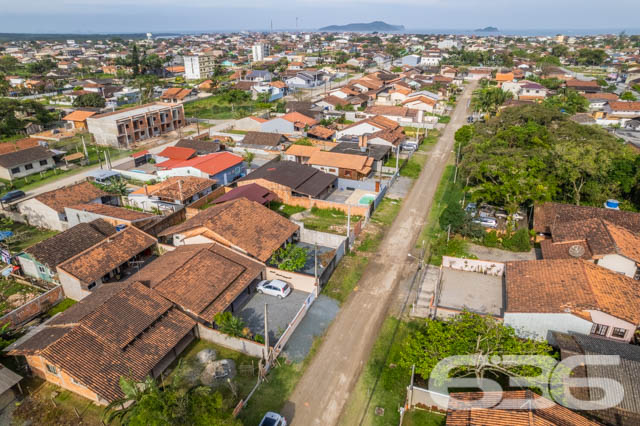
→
(314, 241, 318, 296)
(395, 144, 400, 173)
(263, 304, 269, 361)
(346, 204, 351, 244)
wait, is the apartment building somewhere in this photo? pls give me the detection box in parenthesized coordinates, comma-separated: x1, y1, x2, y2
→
(86, 103, 185, 148)
(251, 44, 270, 62)
(183, 53, 217, 80)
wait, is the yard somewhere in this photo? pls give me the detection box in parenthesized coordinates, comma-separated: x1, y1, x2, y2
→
(1, 220, 58, 253)
(322, 198, 402, 304)
(183, 94, 274, 120)
(300, 206, 362, 235)
(269, 202, 307, 219)
(0, 278, 44, 316)
(400, 152, 427, 179)
(402, 409, 446, 426)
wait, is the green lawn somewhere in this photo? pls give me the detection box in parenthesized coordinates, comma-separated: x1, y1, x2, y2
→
(400, 152, 427, 179)
(269, 202, 307, 219)
(340, 317, 422, 426)
(45, 298, 77, 317)
(0, 278, 43, 316)
(419, 129, 441, 152)
(183, 95, 271, 120)
(322, 253, 370, 304)
(301, 207, 362, 235)
(3, 221, 58, 253)
(402, 409, 446, 426)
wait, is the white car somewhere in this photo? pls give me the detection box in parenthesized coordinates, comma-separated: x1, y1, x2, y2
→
(472, 217, 498, 228)
(259, 411, 287, 426)
(256, 280, 292, 299)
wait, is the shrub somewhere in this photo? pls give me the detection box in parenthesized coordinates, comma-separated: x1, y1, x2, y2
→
(483, 230, 499, 247)
(439, 202, 466, 232)
(213, 312, 246, 337)
(503, 228, 531, 252)
(254, 334, 265, 344)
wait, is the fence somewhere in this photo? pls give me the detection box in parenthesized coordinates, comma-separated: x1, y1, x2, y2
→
(406, 385, 449, 413)
(272, 291, 316, 359)
(266, 267, 317, 293)
(441, 256, 505, 276)
(185, 186, 227, 212)
(197, 323, 266, 359)
(0, 285, 64, 328)
(137, 208, 186, 237)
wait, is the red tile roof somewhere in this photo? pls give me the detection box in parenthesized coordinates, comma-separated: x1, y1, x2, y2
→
(156, 146, 196, 161)
(163, 152, 244, 176)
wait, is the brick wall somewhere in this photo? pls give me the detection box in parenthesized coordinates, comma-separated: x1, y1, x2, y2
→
(26, 355, 103, 404)
(138, 208, 187, 237)
(185, 186, 227, 212)
(0, 286, 64, 329)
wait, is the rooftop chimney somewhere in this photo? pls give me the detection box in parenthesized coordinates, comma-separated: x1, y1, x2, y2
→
(360, 134, 368, 152)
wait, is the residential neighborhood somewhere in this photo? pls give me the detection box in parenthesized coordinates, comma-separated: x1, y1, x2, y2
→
(0, 8, 639, 426)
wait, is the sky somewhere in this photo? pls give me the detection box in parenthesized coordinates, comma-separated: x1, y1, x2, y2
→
(1, 0, 639, 34)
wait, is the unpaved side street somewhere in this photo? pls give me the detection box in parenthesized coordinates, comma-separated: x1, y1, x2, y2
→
(282, 81, 477, 425)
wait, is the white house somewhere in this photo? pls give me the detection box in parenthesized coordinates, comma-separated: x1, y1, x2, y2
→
(504, 259, 640, 343)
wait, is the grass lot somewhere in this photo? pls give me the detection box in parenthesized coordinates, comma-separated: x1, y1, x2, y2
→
(45, 298, 77, 317)
(12, 379, 107, 426)
(301, 207, 362, 234)
(400, 152, 427, 179)
(3, 221, 58, 253)
(0, 278, 43, 316)
(269, 202, 307, 219)
(419, 129, 441, 152)
(323, 198, 402, 304)
(402, 409, 446, 426)
(341, 317, 437, 426)
(415, 163, 475, 265)
(183, 95, 271, 120)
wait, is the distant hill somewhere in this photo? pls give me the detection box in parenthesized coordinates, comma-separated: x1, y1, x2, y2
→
(475, 26, 499, 32)
(319, 21, 405, 32)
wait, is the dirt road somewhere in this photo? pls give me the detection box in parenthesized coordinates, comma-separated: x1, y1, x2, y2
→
(282, 81, 477, 425)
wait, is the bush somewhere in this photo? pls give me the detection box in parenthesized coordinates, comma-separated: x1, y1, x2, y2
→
(213, 312, 246, 337)
(254, 334, 265, 344)
(439, 202, 466, 232)
(483, 230, 499, 247)
(503, 228, 531, 252)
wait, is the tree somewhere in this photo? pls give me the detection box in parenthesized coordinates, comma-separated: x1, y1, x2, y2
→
(0, 55, 18, 74)
(73, 93, 106, 108)
(399, 312, 556, 386)
(243, 149, 255, 167)
(551, 44, 569, 58)
(576, 48, 607, 66)
(133, 75, 159, 104)
(269, 243, 308, 272)
(439, 202, 466, 233)
(621, 91, 637, 101)
(470, 87, 513, 115)
(454, 125, 473, 149)
(25, 58, 55, 75)
(543, 89, 588, 115)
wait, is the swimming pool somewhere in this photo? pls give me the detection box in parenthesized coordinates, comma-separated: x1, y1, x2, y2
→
(358, 194, 376, 205)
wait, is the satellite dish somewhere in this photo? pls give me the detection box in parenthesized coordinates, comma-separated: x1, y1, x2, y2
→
(569, 245, 585, 258)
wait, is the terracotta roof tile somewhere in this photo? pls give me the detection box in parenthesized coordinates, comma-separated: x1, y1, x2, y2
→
(35, 182, 109, 214)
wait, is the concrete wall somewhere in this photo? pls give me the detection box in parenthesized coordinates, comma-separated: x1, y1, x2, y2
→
(0, 285, 63, 328)
(408, 386, 449, 412)
(266, 267, 316, 293)
(234, 117, 263, 132)
(597, 254, 637, 278)
(17, 198, 66, 231)
(87, 118, 118, 147)
(503, 312, 593, 342)
(197, 323, 266, 359)
(336, 178, 385, 192)
(442, 256, 505, 276)
(57, 269, 91, 301)
(260, 118, 295, 134)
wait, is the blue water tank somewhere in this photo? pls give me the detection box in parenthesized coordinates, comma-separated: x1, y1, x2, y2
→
(605, 199, 620, 210)
(115, 224, 127, 232)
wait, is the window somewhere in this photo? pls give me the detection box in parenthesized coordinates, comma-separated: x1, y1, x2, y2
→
(612, 328, 627, 338)
(38, 265, 47, 274)
(46, 363, 58, 375)
(10, 167, 19, 174)
(591, 323, 609, 336)
(70, 377, 84, 386)
(88, 282, 96, 290)
(25, 164, 33, 170)
(39, 159, 48, 166)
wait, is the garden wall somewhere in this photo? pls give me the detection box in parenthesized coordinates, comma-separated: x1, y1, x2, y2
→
(186, 186, 227, 211)
(197, 324, 266, 359)
(0, 285, 64, 328)
(407, 385, 449, 412)
(441, 256, 505, 276)
(266, 267, 316, 293)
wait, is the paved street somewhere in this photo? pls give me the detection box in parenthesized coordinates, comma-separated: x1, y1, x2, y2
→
(282, 81, 478, 425)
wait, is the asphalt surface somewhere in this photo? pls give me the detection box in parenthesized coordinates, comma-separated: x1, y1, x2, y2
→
(281, 81, 478, 426)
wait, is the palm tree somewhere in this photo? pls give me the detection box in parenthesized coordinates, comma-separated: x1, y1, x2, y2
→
(471, 87, 513, 116)
(103, 376, 157, 424)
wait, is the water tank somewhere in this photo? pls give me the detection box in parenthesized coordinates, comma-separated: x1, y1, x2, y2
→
(604, 199, 620, 210)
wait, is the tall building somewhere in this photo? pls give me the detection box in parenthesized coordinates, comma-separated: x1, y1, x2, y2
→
(251, 44, 270, 63)
(183, 53, 217, 80)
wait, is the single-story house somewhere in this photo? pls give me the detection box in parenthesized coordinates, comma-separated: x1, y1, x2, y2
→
(160, 87, 194, 103)
(234, 116, 267, 132)
(7, 281, 196, 404)
(62, 110, 96, 130)
(283, 144, 321, 164)
(64, 203, 156, 228)
(127, 176, 216, 211)
(17, 181, 115, 231)
(126, 243, 265, 324)
(159, 197, 299, 263)
(211, 183, 276, 206)
(236, 159, 337, 202)
(0, 146, 55, 181)
(17, 219, 116, 284)
(155, 152, 245, 186)
(307, 150, 374, 181)
(240, 131, 288, 150)
(504, 259, 640, 343)
(56, 225, 157, 300)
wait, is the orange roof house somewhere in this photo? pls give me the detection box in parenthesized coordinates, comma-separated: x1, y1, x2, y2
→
(63, 110, 97, 130)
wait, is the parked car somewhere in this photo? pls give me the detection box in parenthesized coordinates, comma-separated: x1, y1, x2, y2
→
(401, 141, 418, 151)
(467, 116, 475, 123)
(494, 209, 508, 219)
(473, 217, 498, 228)
(0, 190, 25, 203)
(465, 202, 477, 217)
(259, 412, 287, 426)
(512, 211, 525, 221)
(256, 279, 292, 299)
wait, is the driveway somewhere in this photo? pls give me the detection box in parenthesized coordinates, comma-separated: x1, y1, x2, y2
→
(282, 81, 479, 425)
(237, 289, 310, 343)
(467, 243, 538, 262)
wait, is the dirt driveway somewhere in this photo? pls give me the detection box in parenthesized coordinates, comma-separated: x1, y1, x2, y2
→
(282, 81, 478, 425)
